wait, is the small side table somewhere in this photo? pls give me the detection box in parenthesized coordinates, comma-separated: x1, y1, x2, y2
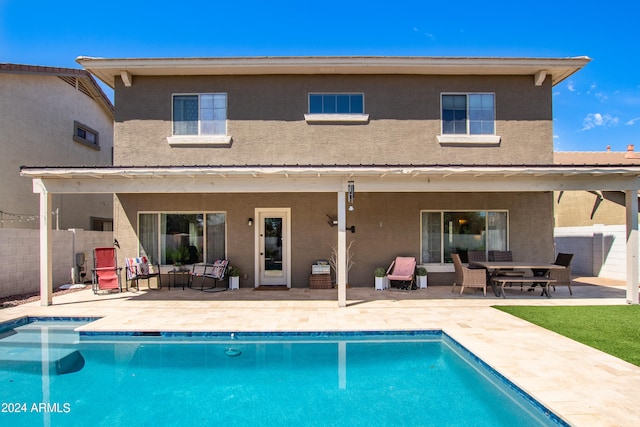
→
(168, 269, 191, 290)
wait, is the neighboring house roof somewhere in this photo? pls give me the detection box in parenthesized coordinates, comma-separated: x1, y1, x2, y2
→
(76, 55, 591, 89)
(554, 145, 640, 165)
(0, 62, 114, 116)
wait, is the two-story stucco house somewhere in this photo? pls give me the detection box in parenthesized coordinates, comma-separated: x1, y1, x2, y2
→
(21, 56, 640, 306)
(1, 63, 114, 230)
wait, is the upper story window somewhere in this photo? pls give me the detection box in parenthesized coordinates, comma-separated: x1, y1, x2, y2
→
(173, 93, 227, 135)
(438, 93, 500, 146)
(168, 93, 231, 146)
(309, 94, 364, 114)
(305, 93, 369, 123)
(442, 93, 494, 135)
(73, 121, 100, 150)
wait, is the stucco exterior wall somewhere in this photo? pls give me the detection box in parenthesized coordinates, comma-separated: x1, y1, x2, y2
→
(113, 74, 553, 167)
(0, 73, 113, 230)
(554, 190, 627, 227)
(113, 191, 554, 288)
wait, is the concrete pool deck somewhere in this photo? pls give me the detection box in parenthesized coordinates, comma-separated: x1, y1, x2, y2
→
(1, 277, 638, 426)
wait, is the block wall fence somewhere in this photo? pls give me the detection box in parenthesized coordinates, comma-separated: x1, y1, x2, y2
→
(0, 228, 113, 298)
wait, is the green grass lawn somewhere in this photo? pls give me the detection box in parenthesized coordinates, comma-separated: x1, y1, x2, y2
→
(494, 305, 640, 367)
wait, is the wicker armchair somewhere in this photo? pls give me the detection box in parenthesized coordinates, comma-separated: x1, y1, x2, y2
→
(451, 253, 486, 296)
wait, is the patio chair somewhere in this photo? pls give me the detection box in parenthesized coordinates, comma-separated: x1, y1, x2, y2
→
(125, 256, 161, 291)
(386, 257, 416, 290)
(451, 253, 486, 296)
(92, 247, 123, 294)
(466, 250, 486, 268)
(549, 253, 574, 295)
(489, 250, 526, 279)
(190, 259, 229, 292)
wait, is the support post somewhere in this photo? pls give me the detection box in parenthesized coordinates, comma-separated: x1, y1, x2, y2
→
(39, 186, 53, 306)
(337, 191, 347, 307)
(625, 189, 639, 304)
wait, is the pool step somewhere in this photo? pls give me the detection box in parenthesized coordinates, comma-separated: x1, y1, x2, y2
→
(0, 323, 85, 375)
(0, 345, 85, 375)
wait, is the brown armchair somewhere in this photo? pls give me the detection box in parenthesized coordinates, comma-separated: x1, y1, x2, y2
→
(451, 253, 486, 296)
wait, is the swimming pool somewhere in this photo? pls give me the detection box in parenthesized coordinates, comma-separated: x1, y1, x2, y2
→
(0, 318, 566, 426)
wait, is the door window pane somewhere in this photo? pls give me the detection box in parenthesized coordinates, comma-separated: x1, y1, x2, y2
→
(264, 217, 283, 274)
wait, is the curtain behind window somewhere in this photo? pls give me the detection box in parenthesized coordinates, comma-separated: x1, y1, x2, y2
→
(206, 213, 226, 262)
(139, 214, 158, 264)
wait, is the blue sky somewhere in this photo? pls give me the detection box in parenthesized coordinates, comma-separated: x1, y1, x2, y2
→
(1, 0, 638, 152)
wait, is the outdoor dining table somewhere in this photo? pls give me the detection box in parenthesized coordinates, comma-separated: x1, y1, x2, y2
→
(469, 261, 565, 297)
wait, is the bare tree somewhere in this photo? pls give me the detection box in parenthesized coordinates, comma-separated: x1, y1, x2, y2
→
(329, 240, 355, 285)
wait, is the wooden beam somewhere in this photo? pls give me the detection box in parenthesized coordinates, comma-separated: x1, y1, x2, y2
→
(120, 70, 132, 87)
(534, 70, 547, 86)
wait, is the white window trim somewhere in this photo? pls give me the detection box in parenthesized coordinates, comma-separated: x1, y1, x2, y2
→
(166, 135, 232, 146)
(439, 92, 499, 145)
(437, 135, 501, 146)
(171, 92, 229, 140)
(304, 113, 369, 123)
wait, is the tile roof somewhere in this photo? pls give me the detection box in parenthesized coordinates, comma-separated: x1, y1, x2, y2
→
(554, 145, 640, 165)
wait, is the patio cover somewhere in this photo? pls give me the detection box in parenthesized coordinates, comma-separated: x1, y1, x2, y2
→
(21, 163, 640, 306)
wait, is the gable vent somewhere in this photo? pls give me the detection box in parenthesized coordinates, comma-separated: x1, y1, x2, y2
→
(57, 76, 95, 100)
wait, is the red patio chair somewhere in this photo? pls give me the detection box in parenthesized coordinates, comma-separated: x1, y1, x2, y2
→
(92, 247, 123, 294)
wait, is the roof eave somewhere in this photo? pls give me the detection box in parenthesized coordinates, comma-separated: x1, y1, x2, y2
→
(76, 56, 591, 89)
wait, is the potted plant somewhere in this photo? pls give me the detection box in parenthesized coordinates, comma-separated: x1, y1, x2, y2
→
(416, 267, 428, 289)
(374, 267, 387, 290)
(228, 266, 240, 290)
(168, 246, 189, 271)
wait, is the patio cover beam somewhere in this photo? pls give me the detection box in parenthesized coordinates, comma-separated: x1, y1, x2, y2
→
(23, 170, 640, 195)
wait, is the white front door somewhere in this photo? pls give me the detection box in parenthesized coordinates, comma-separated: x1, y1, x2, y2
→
(255, 208, 290, 287)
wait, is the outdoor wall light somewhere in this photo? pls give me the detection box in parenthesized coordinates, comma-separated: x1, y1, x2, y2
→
(327, 215, 338, 226)
(247, 218, 253, 227)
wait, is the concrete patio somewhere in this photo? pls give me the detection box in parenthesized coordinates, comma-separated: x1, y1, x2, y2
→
(1, 277, 638, 426)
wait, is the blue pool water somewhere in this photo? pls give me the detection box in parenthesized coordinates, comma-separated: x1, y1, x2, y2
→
(0, 318, 566, 426)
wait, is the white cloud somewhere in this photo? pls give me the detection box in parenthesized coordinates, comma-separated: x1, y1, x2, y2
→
(567, 81, 576, 92)
(553, 134, 559, 139)
(581, 113, 619, 131)
(626, 117, 640, 126)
